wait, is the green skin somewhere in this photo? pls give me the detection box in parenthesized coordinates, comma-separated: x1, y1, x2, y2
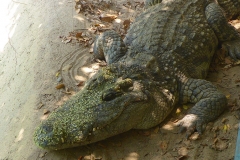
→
(34, 0, 240, 150)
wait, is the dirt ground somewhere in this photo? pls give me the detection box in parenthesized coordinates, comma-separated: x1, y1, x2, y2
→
(0, 0, 240, 159)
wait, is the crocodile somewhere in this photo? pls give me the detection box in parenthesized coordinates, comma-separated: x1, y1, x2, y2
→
(34, 0, 240, 150)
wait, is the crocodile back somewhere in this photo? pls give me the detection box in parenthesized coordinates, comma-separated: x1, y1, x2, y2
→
(218, 0, 240, 19)
(124, 0, 218, 79)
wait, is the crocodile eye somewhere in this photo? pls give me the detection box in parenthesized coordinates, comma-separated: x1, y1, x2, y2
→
(102, 89, 122, 101)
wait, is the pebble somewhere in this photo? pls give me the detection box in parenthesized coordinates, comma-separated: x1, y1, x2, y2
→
(57, 77, 62, 82)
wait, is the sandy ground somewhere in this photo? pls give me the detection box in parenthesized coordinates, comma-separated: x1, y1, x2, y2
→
(0, 0, 239, 159)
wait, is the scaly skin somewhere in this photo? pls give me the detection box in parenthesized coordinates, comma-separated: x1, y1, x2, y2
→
(34, 0, 240, 150)
(217, 0, 240, 19)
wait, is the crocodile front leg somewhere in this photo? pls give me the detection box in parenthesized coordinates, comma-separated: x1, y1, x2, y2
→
(94, 30, 127, 64)
(178, 78, 227, 137)
(205, 2, 240, 59)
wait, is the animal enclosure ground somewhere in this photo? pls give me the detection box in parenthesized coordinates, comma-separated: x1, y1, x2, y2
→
(0, 0, 239, 159)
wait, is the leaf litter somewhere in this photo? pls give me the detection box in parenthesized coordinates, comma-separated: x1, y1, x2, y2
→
(60, 0, 144, 52)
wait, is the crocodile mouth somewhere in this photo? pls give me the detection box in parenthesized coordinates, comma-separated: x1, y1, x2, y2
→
(34, 92, 148, 149)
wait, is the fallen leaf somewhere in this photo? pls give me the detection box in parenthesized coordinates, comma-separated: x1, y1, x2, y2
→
(221, 118, 228, 124)
(211, 138, 228, 151)
(94, 23, 101, 27)
(56, 84, 65, 89)
(78, 156, 83, 160)
(183, 105, 188, 110)
(38, 103, 44, 109)
(84, 155, 95, 160)
(234, 60, 240, 65)
(100, 14, 117, 23)
(43, 109, 50, 115)
(214, 138, 218, 145)
(123, 19, 131, 31)
(76, 81, 85, 86)
(76, 32, 83, 38)
(178, 147, 188, 157)
(189, 132, 200, 140)
(62, 37, 72, 44)
(235, 79, 240, 83)
(226, 94, 231, 99)
(39, 152, 47, 158)
(234, 123, 239, 130)
(55, 71, 60, 77)
(223, 124, 230, 132)
(76, 8, 81, 13)
(223, 64, 232, 69)
(176, 108, 181, 114)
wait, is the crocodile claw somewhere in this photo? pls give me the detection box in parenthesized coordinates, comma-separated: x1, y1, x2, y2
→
(177, 114, 205, 138)
(222, 40, 240, 60)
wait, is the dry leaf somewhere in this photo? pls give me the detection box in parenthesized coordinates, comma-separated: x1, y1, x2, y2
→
(235, 79, 240, 83)
(55, 71, 60, 77)
(43, 109, 50, 115)
(226, 94, 231, 99)
(176, 108, 181, 114)
(223, 64, 232, 69)
(183, 105, 188, 110)
(234, 60, 240, 65)
(211, 138, 228, 151)
(76, 81, 85, 86)
(62, 37, 72, 44)
(39, 152, 47, 158)
(100, 14, 117, 23)
(178, 147, 188, 157)
(123, 19, 131, 31)
(223, 124, 230, 132)
(189, 132, 200, 140)
(78, 156, 83, 160)
(76, 32, 83, 38)
(84, 155, 95, 160)
(56, 84, 65, 89)
(38, 103, 44, 109)
(221, 118, 228, 124)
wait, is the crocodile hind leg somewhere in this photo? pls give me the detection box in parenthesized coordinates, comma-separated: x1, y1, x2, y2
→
(178, 78, 227, 137)
(145, 0, 162, 8)
(93, 30, 127, 64)
(205, 2, 240, 59)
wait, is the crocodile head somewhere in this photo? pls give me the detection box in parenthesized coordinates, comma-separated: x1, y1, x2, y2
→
(34, 53, 176, 149)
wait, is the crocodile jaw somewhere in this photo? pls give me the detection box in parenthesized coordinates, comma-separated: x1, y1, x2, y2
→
(34, 67, 150, 150)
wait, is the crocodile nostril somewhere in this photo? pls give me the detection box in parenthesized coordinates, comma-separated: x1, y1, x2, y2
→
(42, 123, 53, 133)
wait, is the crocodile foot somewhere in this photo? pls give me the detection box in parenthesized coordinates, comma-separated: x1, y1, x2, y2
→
(222, 39, 240, 60)
(177, 114, 206, 138)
